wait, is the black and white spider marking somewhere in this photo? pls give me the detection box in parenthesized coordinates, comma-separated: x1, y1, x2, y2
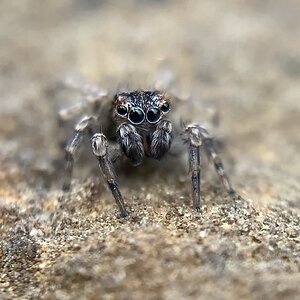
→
(59, 83, 236, 217)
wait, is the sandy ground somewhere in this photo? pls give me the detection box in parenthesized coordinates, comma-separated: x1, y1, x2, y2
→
(0, 0, 299, 299)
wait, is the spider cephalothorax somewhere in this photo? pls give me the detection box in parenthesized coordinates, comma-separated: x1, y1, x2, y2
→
(60, 85, 236, 218)
(114, 91, 171, 126)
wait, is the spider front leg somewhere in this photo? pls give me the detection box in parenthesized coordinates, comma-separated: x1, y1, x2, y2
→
(184, 124, 235, 211)
(91, 133, 128, 217)
(63, 116, 96, 191)
(184, 125, 202, 211)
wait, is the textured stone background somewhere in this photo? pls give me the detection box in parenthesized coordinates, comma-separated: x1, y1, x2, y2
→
(0, 0, 299, 299)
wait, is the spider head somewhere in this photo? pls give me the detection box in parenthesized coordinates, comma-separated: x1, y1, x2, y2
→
(114, 90, 171, 126)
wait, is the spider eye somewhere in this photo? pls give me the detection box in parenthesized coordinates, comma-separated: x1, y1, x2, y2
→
(128, 108, 145, 124)
(117, 105, 128, 116)
(146, 107, 161, 124)
(161, 102, 170, 113)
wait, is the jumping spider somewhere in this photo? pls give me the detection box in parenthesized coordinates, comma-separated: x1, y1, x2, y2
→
(59, 82, 235, 217)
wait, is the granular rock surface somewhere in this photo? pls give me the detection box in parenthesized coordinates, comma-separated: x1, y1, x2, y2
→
(0, 1, 299, 299)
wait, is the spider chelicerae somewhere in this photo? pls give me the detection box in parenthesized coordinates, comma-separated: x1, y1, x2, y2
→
(59, 80, 236, 217)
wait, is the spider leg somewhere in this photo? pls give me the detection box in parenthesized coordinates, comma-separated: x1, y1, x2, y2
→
(198, 125, 235, 195)
(62, 116, 97, 191)
(57, 85, 109, 150)
(184, 125, 202, 211)
(61, 73, 106, 96)
(58, 90, 108, 124)
(91, 133, 128, 217)
(58, 101, 86, 124)
(184, 124, 235, 211)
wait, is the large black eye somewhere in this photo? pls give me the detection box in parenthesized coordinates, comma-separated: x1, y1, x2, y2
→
(117, 105, 128, 116)
(146, 107, 161, 124)
(161, 102, 170, 113)
(129, 108, 145, 124)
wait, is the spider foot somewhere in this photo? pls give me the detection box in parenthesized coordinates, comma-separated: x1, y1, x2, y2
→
(194, 206, 201, 212)
(120, 210, 129, 218)
(229, 190, 244, 201)
(62, 182, 71, 192)
(228, 189, 236, 198)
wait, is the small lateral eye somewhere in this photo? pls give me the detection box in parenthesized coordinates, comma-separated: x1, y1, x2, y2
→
(117, 105, 128, 116)
(146, 107, 161, 124)
(129, 108, 145, 124)
(161, 102, 170, 113)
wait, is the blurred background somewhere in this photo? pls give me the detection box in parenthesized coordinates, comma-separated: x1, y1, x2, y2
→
(0, 0, 299, 299)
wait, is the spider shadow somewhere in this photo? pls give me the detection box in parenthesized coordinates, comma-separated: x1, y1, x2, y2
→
(112, 154, 188, 188)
